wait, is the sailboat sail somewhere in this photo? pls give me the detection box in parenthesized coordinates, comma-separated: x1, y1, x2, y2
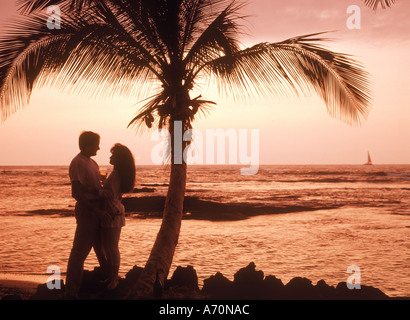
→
(364, 152, 373, 165)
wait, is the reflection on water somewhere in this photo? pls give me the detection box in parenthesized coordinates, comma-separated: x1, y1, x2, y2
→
(0, 206, 408, 297)
(1, 165, 409, 297)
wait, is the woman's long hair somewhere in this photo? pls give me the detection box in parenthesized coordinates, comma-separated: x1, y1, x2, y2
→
(110, 143, 136, 193)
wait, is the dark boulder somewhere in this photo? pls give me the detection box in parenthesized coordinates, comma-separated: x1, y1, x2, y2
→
(124, 265, 144, 285)
(285, 277, 318, 299)
(263, 275, 286, 299)
(2, 294, 23, 300)
(78, 267, 108, 296)
(315, 279, 336, 299)
(201, 272, 234, 299)
(25, 263, 394, 300)
(165, 265, 199, 292)
(334, 282, 389, 300)
(233, 262, 265, 299)
(30, 280, 65, 300)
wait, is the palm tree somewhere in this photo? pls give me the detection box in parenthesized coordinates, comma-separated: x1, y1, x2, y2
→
(0, 0, 378, 297)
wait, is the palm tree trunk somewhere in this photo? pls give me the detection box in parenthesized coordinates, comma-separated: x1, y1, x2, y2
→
(130, 118, 188, 297)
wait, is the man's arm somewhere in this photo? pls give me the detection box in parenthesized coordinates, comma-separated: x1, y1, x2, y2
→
(71, 181, 111, 223)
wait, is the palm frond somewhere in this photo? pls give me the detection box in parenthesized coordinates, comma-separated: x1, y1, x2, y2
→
(202, 33, 372, 125)
(183, 0, 247, 87)
(127, 88, 216, 133)
(362, 0, 398, 10)
(0, 7, 161, 121)
(181, 0, 206, 53)
(5, 0, 374, 130)
(17, 0, 94, 13)
(127, 90, 170, 133)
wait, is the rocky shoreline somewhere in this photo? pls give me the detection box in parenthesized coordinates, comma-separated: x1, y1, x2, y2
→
(2, 262, 407, 300)
(123, 196, 340, 221)
(21, 195, 341, 221)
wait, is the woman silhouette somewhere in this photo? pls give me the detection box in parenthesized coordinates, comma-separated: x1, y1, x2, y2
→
(100, 143, 136, 289)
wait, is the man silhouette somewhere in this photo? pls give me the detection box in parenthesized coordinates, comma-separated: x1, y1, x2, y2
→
(65, 131, 111, 298)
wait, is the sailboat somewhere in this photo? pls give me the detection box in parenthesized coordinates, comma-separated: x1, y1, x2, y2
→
(364, 151, 373, 165)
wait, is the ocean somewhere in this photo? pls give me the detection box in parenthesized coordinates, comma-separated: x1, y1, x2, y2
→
(0, 164, 409, 297)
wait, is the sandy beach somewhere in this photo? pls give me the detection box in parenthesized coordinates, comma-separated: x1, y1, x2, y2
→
(0, 278, 40, 299)
(0, 273, 62, 299)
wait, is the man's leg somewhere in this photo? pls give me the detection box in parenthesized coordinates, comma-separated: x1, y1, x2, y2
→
(65, 215, 99, 297)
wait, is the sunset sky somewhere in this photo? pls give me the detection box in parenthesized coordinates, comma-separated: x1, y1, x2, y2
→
(0, 0, 409, 166)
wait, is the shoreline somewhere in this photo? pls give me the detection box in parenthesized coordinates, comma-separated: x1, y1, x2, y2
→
(0, 273, 52, 299)
(1, 263, 408, 300)
(0, 279, 39, 300)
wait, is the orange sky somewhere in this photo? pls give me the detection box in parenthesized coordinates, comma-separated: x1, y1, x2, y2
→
(0, 0, 409, 165)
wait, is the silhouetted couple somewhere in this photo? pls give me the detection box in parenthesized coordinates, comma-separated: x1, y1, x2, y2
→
(65, 131, 136, 298)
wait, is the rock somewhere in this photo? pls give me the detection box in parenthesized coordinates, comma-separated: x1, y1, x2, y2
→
(79, 266, 142, 300)
(233, 262, 265, 299)
(334, 282, 389, 300)
(25, 263, 394, 300)
(30, 280, 65, 300)
(2, 294, 23, 300)
(201, 272, 234, 299)
(315, 279, 336, 299)
(78, 267, 108, 296)
(124, 265, 144, 285)
(122, 196, 165, 214)
(132, 187, 155, 193)
(285, 277, 317, 299)
(101, 265, 144, 299)
(166, 265, 199, 292)
(263, 275, 285, 299)
(234, 262, 264, 283)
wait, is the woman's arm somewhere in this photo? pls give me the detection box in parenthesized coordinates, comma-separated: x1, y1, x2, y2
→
(71, 181, 112, 223)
